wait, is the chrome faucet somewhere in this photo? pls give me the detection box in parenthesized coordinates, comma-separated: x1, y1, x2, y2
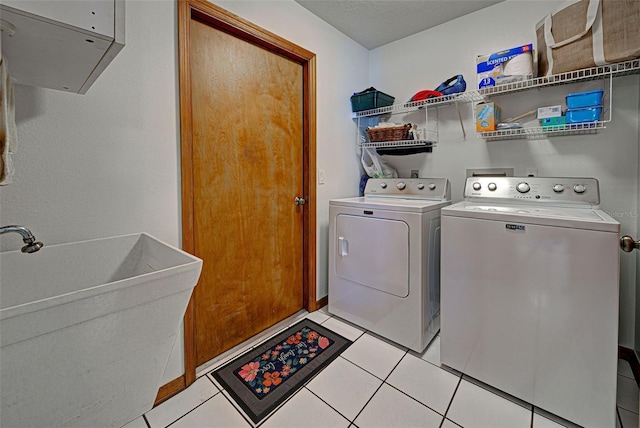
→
(0, 225, 44, 253)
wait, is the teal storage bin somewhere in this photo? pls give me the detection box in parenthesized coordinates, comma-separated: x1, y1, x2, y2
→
(350, 88, 395, 112)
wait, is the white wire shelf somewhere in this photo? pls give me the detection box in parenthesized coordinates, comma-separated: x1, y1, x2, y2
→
(351, 59, 640, 119)
(478, 121, 606, 141)
(352, 92, 481, 118)
(358, 139, 437, 149)
(476, 59, 640, 98)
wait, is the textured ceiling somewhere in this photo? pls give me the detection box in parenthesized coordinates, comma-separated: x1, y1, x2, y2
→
(295, 0, 505, 49)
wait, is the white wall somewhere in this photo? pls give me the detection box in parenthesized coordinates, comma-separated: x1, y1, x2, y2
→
(368, 0, 639, 348)
(0, 0, 368, 382)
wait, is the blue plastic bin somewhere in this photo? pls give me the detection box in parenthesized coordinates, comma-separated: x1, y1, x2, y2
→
(565, 90, 604, 109)
(565, 106, 602, 124)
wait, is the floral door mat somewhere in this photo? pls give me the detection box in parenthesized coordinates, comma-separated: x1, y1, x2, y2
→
(210, 318, 352, 424)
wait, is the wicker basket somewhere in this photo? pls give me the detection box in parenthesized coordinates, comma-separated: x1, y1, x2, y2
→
(366, 124, 411, 142)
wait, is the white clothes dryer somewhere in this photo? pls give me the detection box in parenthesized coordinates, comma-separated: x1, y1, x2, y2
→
(328, 178, 451, 352)
(440, 176, 620, 428)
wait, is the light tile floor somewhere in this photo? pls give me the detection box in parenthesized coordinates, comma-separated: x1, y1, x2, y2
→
(127, 308, 640, 428)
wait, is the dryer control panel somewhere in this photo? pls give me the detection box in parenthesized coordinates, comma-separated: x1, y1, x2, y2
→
(463, 177, 600, 206)
(365, 178, 451, 201)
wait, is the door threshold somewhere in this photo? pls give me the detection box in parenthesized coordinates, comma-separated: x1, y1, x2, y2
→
(195, 309, 309, 378)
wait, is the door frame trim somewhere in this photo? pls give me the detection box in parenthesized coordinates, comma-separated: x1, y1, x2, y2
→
(176, 0, 317, 391)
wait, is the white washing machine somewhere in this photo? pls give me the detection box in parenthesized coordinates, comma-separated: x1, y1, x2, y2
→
(328, 178, 451, 353)
(441, 176, 620, 427)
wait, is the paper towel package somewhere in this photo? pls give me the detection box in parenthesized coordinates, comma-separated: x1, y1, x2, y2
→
(477, 44, 535, 89)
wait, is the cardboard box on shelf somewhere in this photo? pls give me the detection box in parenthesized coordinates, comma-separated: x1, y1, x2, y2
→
(476, 102, 501, 132)
(537, 105, 563, 119)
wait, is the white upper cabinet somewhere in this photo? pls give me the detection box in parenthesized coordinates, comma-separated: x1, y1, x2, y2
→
(0, 0, 124, 94)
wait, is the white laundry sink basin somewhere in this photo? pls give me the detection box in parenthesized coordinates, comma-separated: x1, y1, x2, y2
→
(0, 233, 202, 428)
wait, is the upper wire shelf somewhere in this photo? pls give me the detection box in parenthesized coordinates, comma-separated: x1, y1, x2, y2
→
(476, 59, 640, 98)
(352, 92, 481, 118)
(352, 59, 640, 118)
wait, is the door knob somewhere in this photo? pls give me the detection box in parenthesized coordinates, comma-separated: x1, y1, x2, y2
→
(294, 196, 306, 206)
(620, 236, 640, 252)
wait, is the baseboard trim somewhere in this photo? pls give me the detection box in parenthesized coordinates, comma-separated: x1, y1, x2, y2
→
(313, 296, 328, 312)
(154, 375, 186, 407)
(619, 346, 640, 387)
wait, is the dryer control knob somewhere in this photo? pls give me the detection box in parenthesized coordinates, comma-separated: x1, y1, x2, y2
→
(428, 183, 436, 190)
(553, 184, 564, 193)
(417, 183, 425, 190)
(396, 182, 406, 190)
(488, 182, 497, 191)
(516, 182, 531, 193)
(472, 182, 481, 191)
(573, 184, 586, 193)
(380, 182, 387, 189)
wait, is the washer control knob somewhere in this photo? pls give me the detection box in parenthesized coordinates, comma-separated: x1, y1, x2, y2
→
(417, 183, 425, 190)
(553, 184, 564, 193)
(516, 182, 531, 193)
(397, 182, 406, 190)
(488, 182, 497, 191)
(573, 184, 586, 194)
(428, 183, 436, 190)
(380, 182, 387, 189)
(472, 182, 481, 191)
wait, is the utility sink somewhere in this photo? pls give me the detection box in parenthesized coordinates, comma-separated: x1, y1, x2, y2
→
(0, 233, 202, 428)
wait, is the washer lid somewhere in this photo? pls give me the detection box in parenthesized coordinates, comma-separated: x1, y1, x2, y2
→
(330, 196, 451, 213)
(442, 201, 619, 232)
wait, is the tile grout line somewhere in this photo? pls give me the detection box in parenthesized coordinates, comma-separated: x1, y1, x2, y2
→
(617, 407, 624, 428)
(319, 315, 367, 343)
(215, 388, 256, 427)
(441, 375, 463, 425)
(303, 385, 355, 424)
(163, 391, 221, 428)
(253, 383, 313, 428)
(378, 351, 456, 421)
(530, 403, 534, 428)
(383, 380, 452, 422)
(346, 349, 410, 424)
(339, 348, 408, 383)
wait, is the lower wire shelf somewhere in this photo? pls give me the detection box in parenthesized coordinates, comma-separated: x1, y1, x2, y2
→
(478, 121, 606, 141)
(358, 139, 437, 149)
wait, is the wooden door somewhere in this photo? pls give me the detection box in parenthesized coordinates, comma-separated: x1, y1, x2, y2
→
(179, 1, 318, 373)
